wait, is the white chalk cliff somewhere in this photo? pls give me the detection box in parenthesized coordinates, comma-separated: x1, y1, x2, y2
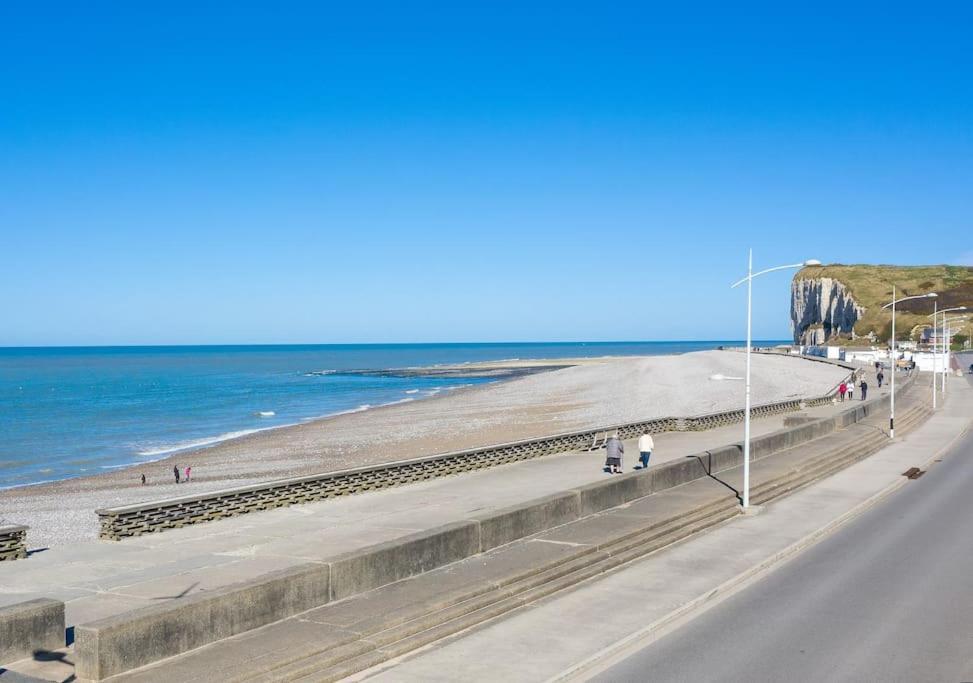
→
(791, 277, 865, 345)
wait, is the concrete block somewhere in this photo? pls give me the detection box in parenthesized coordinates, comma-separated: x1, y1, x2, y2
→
(475, 491, 581, 552)
(648, 457, 709, 493)
(0, 598, 64, 665)
(329, 521, 480, 601)
(699, 444, 743, 474)
(575, 475, 644, 516)
(74, 562, 330, 681)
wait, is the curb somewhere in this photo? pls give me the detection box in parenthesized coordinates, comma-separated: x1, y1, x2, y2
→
(550, 400, 973, 683)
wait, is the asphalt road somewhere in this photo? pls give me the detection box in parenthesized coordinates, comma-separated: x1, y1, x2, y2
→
(593, 373, 973, 683)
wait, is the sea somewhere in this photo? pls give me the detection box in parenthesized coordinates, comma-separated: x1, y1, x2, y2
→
(0, 342, 782, 490)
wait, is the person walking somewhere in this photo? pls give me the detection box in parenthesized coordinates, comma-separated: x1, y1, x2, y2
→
(605, 432, 624, 474)
(637, 432, 654, 470)
(877, 369, 884, 388)
(838, 381, 847, 402)
(185, 466, 191, 482)
(140, 473, 146, 486)
(173, 464, 181, 484)
(846, 380, 854, 401)
(860, 379, 868, 401)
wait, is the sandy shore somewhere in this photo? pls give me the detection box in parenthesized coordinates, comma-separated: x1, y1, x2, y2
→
(0, 351, 847, 545)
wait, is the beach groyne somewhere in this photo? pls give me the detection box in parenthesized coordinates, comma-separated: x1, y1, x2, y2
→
(95, 372, 852, 541)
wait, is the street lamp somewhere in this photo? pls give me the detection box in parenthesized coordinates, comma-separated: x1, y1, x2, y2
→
(881, 289, 937, 437)
(730, 252, 820, 510)
(928, 306, 967, 401)
(942, 316, 969, 391)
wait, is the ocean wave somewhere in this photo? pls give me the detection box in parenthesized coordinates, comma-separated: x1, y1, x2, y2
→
(136, 428, 269, 457)
(256, 411, 276, 417)
(404, 389, 420, 394)
(0, 478, 57, 491)
(304, 370, 337, 376)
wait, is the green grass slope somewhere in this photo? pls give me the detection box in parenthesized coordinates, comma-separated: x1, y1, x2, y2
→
(794, 264, 973, 343)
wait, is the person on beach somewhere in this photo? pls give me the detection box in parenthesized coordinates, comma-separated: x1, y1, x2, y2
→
(846, 380, 854, 401)
(637, 432, 654, 470)
(140, 473, 146, 486)
(185, 466, 191, 482)
(838, 382, 847, 402)
(173, 465, 181, 484)
(877, 370, 884, 388)
(605, 432, 624, 474)
(860, 379, 868, 401)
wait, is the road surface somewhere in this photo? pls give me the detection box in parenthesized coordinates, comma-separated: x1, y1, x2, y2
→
(593, 373, 973, 683)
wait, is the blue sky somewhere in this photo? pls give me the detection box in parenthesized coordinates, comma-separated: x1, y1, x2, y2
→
(1, 2, 970, 345)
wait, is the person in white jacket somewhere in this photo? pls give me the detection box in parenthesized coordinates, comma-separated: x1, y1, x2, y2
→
(638, 432, 655, 470)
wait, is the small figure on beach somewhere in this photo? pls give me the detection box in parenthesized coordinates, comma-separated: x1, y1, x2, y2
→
(185, 466, 191, 482)
(860, 379, 868, 401)
(846, 380, 854, 400)
(173, 465, 181, 484)
(140, 473, 146, 486)
(877, 370, 884, 388)
(605, 432, 624, 474)
(838, 381, 847, 402)
(638, 432, 654, 470)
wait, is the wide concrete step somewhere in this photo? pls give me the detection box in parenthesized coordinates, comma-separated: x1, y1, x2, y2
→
(268, 501, 743, 683)
(752, 404, 931, 505)
(253, 495, 741, 682)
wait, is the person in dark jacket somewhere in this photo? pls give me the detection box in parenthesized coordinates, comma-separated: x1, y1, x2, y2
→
(173, 464, 181, 484)
(877, 370, 884, 388)
(860, 379, 868, 401)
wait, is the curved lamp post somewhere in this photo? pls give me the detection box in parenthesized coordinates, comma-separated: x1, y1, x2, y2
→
(928, 306, 967, 403)
(942, 316, 970, 391)
(730, 253, 820, 509)
(881, 289, 937, 437)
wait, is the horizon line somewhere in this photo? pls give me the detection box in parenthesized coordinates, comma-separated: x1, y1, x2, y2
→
(0, 339, 794, 351)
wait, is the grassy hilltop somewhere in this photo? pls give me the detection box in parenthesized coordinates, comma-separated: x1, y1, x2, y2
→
(793, 264, 973, 343)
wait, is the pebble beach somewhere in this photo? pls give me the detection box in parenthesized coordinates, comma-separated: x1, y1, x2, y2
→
(0, 351, 848, 545)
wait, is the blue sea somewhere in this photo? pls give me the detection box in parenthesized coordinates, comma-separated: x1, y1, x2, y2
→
(0, 342, 779, 489)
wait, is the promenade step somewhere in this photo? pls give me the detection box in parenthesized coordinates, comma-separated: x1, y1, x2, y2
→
(107, 391, 935, 683)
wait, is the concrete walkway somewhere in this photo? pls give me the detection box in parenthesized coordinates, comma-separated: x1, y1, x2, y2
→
(0, 393, 872, 634)
(356, 375, 972, 683)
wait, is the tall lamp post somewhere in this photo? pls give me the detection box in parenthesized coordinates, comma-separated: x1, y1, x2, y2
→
(881, 288, 937, 438)
(928, 306, 967, 404)
(731, 252, 820, 509)
(942, 316, 969, 391)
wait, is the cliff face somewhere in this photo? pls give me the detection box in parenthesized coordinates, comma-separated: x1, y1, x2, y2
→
(791, 277, 865, 345)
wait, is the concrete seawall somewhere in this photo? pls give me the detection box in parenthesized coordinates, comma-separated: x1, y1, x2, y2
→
(71, 386, 897, 681)
(0, 598, 64, 665)
(94, 372, 854, 542)
(0, 525, 28, 562)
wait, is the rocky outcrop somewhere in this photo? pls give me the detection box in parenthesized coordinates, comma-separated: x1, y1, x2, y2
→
(791, 277, 865, 345)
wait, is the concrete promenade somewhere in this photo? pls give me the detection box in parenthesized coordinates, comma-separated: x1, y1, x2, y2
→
(0, 393, 863, 633)
(357, 375, 971, 682)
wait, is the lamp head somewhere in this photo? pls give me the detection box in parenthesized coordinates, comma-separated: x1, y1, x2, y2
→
(927, 293, 938, 298)
(803, 259, 822, 267)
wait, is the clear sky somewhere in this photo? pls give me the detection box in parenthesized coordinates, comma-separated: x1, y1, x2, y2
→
(2, 2, 970, 346)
